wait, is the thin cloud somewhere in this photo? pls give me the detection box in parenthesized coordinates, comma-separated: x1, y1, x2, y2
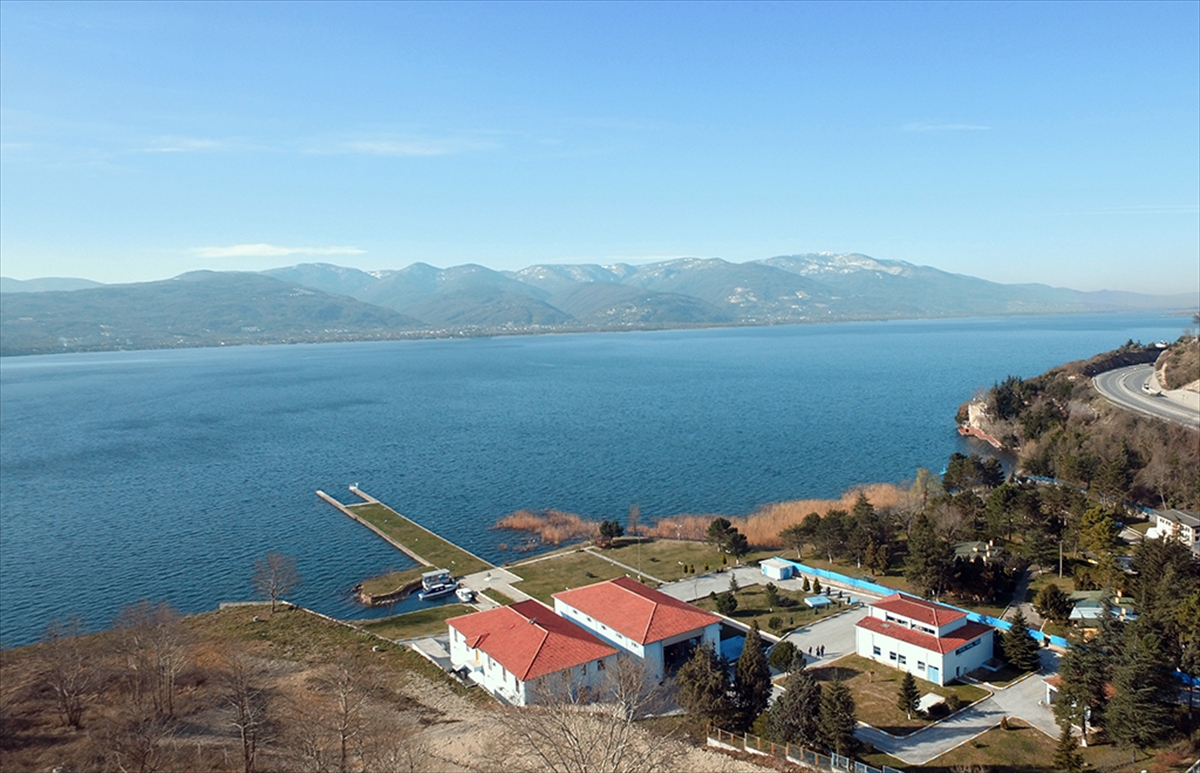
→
(309, 137, 500, 157)
(1093, 204, 1199, 215)
(144, 137, 229, 153)
(192, 244, 367, 259)
(902, 122, 990, 132)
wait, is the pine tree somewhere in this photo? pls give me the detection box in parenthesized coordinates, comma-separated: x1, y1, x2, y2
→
(767, 666, 823, 747)
(1003, 609, 1041, 673)
(904, 513, 952, 595)
(802, 576, 811, 592)
(812, 578, 822, 595)
(897, 672, 920, 719)
(1052, 724, 1084, 773)
(1033, 583, 1073, 624)
(818, 679, 858, 756)
(676, 642, 733, 727)
(768, 640, 797, 672)
(1053, 633, 1110, 743)
(1106, 630, 1176, 752)
(732, 622, 771, 731)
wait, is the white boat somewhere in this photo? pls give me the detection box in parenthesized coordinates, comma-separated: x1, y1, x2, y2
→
(418, 569, 458, 601)
(455, 586, 476, 603)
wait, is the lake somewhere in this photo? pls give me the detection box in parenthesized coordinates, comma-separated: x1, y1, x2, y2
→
(0, 313, 1187, 647)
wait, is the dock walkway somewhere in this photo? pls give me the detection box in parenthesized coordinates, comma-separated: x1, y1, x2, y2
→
(318, 487, 493, 576)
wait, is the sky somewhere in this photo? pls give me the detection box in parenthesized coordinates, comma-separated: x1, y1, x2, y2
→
(1, 1, 1197, 295)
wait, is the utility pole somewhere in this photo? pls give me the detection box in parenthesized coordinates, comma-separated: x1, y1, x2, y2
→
(1059, 540, 1064, 578)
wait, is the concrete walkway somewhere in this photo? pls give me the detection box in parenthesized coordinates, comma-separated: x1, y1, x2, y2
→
(458, 567, 532, 605)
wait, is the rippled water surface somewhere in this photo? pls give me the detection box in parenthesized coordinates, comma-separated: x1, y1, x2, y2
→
(0, 313, 1186, 646)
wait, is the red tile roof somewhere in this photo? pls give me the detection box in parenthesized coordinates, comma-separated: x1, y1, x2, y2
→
(447, 599, 618, 681)
(871, 593, 967, 627)
(552, 576, 721, 645)
(856, 615, 993, 655)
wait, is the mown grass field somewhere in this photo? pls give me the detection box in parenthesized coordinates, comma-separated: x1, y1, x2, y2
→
(508, 550, 630, 602)
(358, 604, 476, 640)
(692, 583, 839, 637)
(348, 502, 492, 575)
(810, 654, 989, 737)
(601, 538, 777, 582)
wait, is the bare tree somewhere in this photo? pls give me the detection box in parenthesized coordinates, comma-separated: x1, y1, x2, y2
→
(252, 552, 300, 614)
(627, 503, 640, 537)
(491, 656, 674, 773)
(220, 652, 270, 773)
(114, 601, 188, 718)
(40, 616, 94, 729)
(98, 704, 178, 773)
(289, 654, 378, 773)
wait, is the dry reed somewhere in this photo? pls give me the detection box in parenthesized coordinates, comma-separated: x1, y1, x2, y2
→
(493, 509, 600, 546)
(494, 484, 913, 549)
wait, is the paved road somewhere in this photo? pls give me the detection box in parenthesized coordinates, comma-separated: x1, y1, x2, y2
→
(1092, 365, 1199, 428)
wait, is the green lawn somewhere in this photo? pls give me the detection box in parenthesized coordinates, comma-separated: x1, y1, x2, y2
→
(809, 654, 989, 737)
(692, 583, 845, 637)
(358, 566, 427, 598)
(357, 604, 475, 641)
(348, 502, 492, 575)
(508, 550, 632, 602)
(482, 588, 517, 606)
(600, 538, 777, 582)
(874, 718, 1055, 772)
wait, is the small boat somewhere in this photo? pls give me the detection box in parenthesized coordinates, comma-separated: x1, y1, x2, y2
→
(418, 569, 458, 601)
(455, 586, 476, 603)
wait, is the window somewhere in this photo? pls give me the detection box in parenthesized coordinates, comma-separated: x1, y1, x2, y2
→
(889, 651, 897, 661)
(872, 646, 881, 656)
(917, 661, 925, 671)
(597, 659, 606, 670)
(897, 655, 907, 666)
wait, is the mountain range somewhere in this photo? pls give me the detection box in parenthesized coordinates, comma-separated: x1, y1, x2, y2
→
(3, 253, 1195, 356)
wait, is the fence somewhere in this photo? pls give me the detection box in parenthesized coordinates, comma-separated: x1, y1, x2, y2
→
(707, 727, 901, 773)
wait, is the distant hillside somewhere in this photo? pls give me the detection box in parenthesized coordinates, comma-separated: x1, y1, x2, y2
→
(0, 276, 105, 293)
(0, 272, 423, 356)
(268, 254, 1195, 330)
(5, 253, 1195, 356)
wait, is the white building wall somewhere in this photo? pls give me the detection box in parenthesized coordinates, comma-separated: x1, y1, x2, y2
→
(448, 625, 618, 706)
(856, 627, 946, 685)
(553, 599, 647, 658)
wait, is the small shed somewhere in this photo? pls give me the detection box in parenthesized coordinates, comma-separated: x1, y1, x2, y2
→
(761, 558, 795, 581)
(804, 595, 832, 609)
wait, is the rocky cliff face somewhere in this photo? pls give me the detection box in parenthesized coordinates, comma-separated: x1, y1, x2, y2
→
(1155, 338, 1200, 392)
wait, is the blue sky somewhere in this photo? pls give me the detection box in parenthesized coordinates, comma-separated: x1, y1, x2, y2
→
(1, 1, 1197, 295)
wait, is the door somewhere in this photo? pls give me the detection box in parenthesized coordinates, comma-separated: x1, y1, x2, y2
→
(928, 665, 939, 683)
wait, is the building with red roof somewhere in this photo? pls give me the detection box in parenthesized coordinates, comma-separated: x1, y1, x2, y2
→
(854, 592, 995, 685)
(552, 576, 721, 680)
(446, 599, 619, 706)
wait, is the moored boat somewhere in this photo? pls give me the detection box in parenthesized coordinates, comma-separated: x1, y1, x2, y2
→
(418, 568, 458, 601)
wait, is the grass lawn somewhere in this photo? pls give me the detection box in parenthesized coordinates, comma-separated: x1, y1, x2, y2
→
(884, 718, 1055, 772)
(601, 538, 777, 582)
(482, 588, 517, 606)
(692, 584, 845, 637)
(508, 550, 631, 602)
(348, 502, 492, 575)
(357, 604, 475, 641)
(359, 566, 427, 598)
(808, 654, 989, 737)
(1026, 565, 1082, 600)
